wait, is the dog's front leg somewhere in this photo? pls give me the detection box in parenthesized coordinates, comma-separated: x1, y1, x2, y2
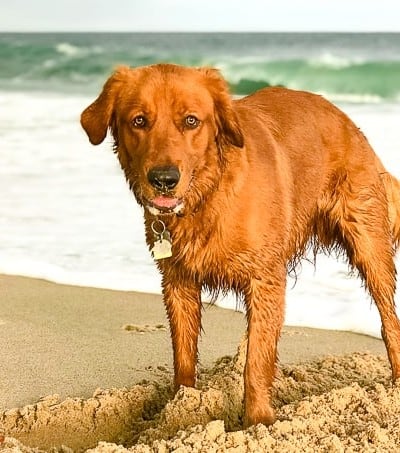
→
(243, 272, 286, 427)
(162, 278, 202, 390)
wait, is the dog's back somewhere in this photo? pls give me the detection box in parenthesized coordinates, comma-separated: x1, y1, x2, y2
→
(234, 87, 400, 260)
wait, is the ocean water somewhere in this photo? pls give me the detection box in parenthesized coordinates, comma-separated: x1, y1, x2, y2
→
(1, 33, 400, 338)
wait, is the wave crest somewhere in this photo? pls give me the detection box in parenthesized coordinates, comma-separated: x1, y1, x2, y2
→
(222, 58, 400, 102)
(56, 42, 82, 57)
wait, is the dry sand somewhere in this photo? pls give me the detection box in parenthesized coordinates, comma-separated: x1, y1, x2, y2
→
(1, 274, 399, 452)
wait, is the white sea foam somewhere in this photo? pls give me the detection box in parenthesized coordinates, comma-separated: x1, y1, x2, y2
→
(321, 93, 385, 105)
(55, 42, 104, 60)
(309, 52, 362, 69)
(56, 42, 82, 56)
(56, 42, 87, 57)
(1, 90, 400, 338)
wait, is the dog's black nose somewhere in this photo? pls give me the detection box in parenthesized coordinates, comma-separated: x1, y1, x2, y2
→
(147, 166, 180, 192)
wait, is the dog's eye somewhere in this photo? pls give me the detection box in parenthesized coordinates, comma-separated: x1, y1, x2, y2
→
(185, 115, 199, 129)
(132, 115, 147, 128)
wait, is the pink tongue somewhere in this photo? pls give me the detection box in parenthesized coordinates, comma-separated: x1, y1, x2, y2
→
(153, 196, 179, 209)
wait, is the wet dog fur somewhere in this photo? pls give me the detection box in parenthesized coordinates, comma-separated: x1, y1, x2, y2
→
(81, 64, 400, 427)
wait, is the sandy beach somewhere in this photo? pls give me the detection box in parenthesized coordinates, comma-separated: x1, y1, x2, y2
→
(2, 274, 400, 451)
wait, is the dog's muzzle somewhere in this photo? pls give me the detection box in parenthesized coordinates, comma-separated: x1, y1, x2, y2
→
(146, 165, 184, 215)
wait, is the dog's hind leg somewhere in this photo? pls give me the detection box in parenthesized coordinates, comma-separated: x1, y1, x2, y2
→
(332, 180, 400, 382)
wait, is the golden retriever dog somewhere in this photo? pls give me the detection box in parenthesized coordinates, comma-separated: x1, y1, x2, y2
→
(81, 64, 400, 427)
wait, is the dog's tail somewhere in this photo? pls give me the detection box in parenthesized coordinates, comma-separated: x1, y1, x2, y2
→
(376, 156, 400, 250)
(383, 172, 400, 250)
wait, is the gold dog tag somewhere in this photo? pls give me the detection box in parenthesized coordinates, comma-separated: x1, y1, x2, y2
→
(150, 220, 173, 260)
(151, 237, 172, 260)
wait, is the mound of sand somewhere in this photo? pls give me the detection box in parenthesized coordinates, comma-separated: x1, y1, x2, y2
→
(1, 338, 399, 452)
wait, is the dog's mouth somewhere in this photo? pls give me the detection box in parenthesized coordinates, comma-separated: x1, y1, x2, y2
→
(145, 195, 185, 215)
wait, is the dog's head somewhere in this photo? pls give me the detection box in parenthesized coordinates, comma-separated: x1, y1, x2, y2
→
(81, 64, 243, 215)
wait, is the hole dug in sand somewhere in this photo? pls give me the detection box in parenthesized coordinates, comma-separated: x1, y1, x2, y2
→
(2, 337, 400, 452)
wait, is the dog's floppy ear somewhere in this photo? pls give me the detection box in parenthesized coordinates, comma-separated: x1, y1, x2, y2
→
(200, 68, 244, 149)
(80, 66, 130, 145)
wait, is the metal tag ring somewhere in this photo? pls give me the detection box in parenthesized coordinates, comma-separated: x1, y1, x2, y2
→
(151, 219, 166, 236)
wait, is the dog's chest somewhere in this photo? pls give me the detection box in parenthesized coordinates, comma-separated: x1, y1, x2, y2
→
(170, 218, 256, 287)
